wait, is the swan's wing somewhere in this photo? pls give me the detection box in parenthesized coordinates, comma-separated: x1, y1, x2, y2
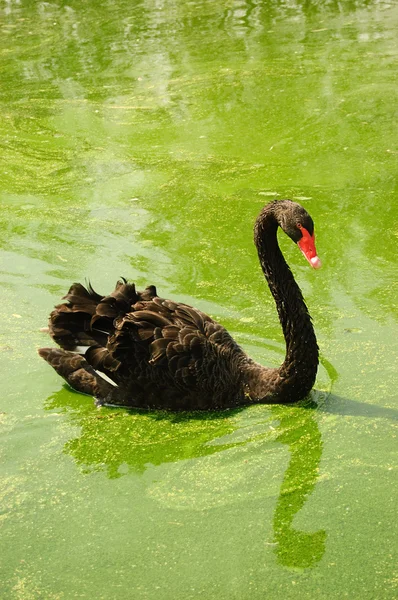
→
(93, 297, 246, 397)
(48, 280, 157, 350)
(45, 280, 247, 408)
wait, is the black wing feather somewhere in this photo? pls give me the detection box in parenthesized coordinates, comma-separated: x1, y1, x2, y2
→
(45, 279, 248, 409)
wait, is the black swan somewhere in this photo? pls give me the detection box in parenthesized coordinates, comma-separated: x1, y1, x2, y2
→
(38, 199, 321, 410)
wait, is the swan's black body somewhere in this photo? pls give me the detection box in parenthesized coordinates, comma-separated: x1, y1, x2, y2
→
(39, 200, 319, 410)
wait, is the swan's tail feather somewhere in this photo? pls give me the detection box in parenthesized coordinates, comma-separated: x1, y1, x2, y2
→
(40, 279, 160, 405)
(38, 347, 124, 404)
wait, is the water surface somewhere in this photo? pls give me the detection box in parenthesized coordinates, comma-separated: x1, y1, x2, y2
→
(1, 1, 397, 598)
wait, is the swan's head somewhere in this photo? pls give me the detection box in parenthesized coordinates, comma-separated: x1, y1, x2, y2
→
(279, 201, 322, 269)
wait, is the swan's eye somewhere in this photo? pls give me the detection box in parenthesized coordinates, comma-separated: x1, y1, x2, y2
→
(297, 223, 303, 230)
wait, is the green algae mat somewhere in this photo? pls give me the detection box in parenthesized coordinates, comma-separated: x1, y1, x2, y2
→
(1, 1, 397, 598)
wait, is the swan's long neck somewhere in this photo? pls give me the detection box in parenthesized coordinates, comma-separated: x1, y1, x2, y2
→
(249, 203, 318, 403)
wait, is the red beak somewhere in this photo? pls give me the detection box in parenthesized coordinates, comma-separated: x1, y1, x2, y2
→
(297, 226, 321, 269)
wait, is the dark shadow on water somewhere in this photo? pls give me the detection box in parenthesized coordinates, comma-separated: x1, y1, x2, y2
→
(44, 387, 398, 570)
(313, 393, 398, 421)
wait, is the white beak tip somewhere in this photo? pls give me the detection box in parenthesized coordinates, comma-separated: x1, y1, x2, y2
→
(310, 256, 322, 269)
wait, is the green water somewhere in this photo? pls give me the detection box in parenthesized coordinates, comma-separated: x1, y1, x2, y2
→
(1, 0, 397, 597)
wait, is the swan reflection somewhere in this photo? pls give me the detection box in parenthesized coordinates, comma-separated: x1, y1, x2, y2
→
(270, 402, 326, 568)
(45, 389, 332, 568)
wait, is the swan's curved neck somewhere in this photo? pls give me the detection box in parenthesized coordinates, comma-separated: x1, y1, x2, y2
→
(250, 202, 318, 402)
